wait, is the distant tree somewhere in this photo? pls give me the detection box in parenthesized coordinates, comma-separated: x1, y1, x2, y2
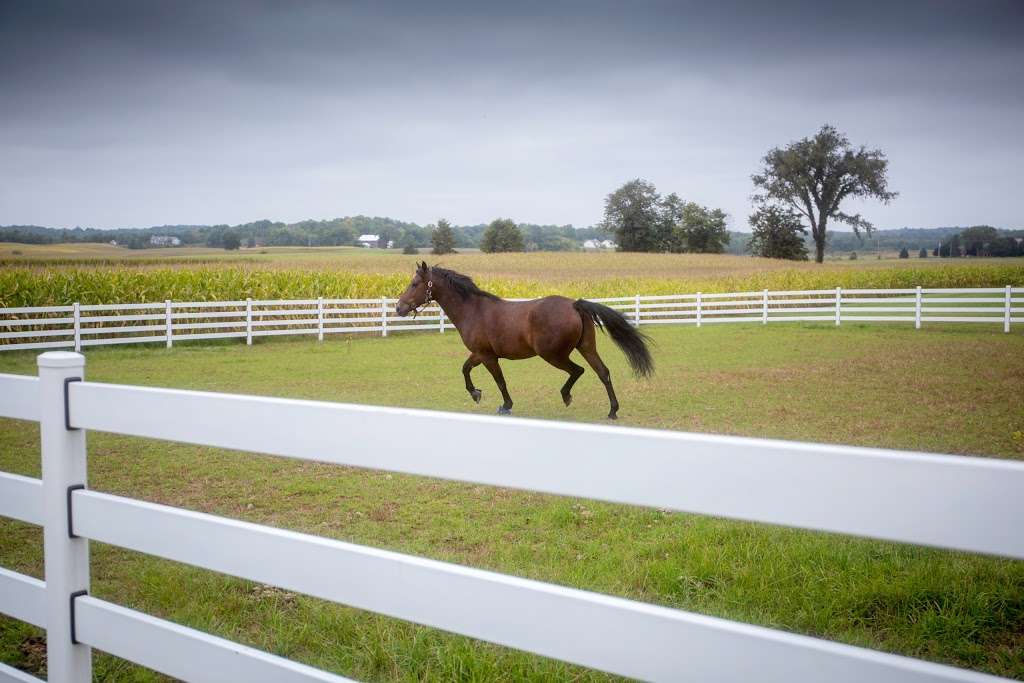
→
(939, 233, 962, 257)
(246, 235, 256, 248)
(431, 218, 457, 255)
(932, 247, 939, 256)
(676, 203, 730, 253)
(959, 225, 999, 256)
(747, 206, 808, 260)
(480, 218, 524, 253)
(401, 233, 419, 254)
(752, 124, 897, 263)
(222, 231, 241, 250)
(849, 251, 858, 260)
(919, 247, 928, 258)
(898, 247, 909, 259)
(599, 179, 663, 252)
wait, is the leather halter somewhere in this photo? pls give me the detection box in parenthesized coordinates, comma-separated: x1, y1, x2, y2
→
(412, 280, 433, 317)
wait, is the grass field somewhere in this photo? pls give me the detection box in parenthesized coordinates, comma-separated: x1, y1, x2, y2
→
(2, 323, 1023, 681)
(2, 244, 1023, 308)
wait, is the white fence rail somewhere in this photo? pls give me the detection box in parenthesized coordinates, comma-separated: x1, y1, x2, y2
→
(1, 353, 1022, 681)
(1, 286, 1020, 352)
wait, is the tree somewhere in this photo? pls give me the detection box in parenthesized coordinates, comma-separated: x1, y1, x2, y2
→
(599, 179, 663, 252)
(222, 231, 241, 250)
(747, 206, 808, 260)
(898, 247, 909, 259)
(480, 218, 524, 253)
(919, 247, 928, 258)
(959, 225, 999, 256)
(431, 218, 457, 255)
(401, 234, 419, 254)
(752, 124, 897, 263)
(677, 203, 730, 253)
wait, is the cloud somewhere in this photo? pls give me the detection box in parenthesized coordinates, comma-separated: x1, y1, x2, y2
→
(1, 0, 1022, 229)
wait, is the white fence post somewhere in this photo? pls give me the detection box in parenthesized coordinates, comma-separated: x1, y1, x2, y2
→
(634, 294, 641, 327)
(762, 289, 768, 325)
(439, 307, 445, 334)
(696, 292, 702, 328)
(165, 300, 173, 348)
(317, 297, 324, 342)
(38, 351, 92, 683)
(834, 287, 841, 326)
(1006, 285, 1012, 333)
(915, 286, 922, 330)
(245, 298, 253, 346)
(73, 302, 81, 352)
(381, 297, 388, 337)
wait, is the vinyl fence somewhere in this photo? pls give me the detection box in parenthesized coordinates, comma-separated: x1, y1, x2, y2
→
(1, 352, 1022, 682)
(1, 286, 1020, 352)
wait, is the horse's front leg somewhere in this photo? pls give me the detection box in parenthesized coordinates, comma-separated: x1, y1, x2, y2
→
(463, 354, 483, 403)
(481, 356, 514, 415)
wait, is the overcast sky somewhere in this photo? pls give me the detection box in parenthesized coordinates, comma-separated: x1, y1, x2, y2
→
(1, 1, 1022, 231)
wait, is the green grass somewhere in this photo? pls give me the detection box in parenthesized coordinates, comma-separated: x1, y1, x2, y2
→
(1, 324, 1023, 680)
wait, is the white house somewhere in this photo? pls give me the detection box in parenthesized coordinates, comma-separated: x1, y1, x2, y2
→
(357, 234, 380, 248)
(149, 235, 181, 247)
(583, 239, 617, 250)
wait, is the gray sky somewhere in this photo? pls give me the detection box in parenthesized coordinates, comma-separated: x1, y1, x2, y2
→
(1, 0, 1022, 231)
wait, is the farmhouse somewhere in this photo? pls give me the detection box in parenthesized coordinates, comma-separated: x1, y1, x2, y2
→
(357, 234, 380, 248)
(583, 238, 617, 250)
(149, 235, 181, 247)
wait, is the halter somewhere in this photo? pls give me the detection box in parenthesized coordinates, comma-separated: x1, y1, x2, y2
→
(411, 280, 433, 318)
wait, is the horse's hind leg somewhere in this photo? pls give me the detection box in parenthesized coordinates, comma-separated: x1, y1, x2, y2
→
(540, 352, 585, 407)
(481, 356, 514, 415)
(463, 354, 483, 403)
(578, 343, 620, 419)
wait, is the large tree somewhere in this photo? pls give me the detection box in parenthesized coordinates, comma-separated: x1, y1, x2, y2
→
(747, 206, 808, 260)
(752, 125, 897, 263)
(480, 218, 524, 253)
(431, 218, 457, 255)
(599, 179, 664, 252)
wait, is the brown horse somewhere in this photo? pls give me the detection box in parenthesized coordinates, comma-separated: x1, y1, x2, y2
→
(395, 262, 652, 418)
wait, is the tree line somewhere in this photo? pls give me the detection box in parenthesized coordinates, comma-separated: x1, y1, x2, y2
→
(4, 124, 1020, 261)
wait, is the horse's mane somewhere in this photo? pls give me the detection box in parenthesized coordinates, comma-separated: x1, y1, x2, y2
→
(429, 266, 500, 301)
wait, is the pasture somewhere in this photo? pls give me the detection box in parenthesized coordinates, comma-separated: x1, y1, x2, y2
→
(1, 323, 1022, 681)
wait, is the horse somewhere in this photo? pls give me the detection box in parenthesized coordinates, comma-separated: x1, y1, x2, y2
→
(395, 262, 653, 419)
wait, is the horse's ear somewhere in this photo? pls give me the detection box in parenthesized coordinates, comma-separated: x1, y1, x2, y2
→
(418, 261, 428, 274)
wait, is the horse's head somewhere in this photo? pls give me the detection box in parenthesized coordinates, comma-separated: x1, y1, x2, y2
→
(395, 261, 433, 317)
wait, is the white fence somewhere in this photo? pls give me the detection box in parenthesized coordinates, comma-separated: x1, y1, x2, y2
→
(1, 352, 1023, 682)
(1, 286, 1020, 352)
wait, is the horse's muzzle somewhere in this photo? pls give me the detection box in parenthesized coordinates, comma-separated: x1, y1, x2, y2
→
(395, 303, 410, 317)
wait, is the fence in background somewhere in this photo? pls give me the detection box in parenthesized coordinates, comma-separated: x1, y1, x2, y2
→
(1, 352, 1023, 681)
(0, 286, 1020, 352)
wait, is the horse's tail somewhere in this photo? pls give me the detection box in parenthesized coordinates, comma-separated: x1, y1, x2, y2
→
(573, 299, 654, 378)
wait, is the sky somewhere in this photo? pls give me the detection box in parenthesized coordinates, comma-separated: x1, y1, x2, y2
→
(1, 1, 1022, 231)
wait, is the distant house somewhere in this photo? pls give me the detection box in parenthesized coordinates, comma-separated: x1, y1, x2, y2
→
(149, 235, 181, 247)
(583, 239, 617, 250)
(357, 234, 380, 248)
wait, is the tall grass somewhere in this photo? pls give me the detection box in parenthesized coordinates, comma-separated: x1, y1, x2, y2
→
(1, 258, 1022, 308)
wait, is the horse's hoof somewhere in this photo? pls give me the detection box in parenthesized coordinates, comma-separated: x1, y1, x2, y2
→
(497, 406, 512, 416)
(470, 389, 482, 404)
(562, 394, 572, 407)
(607, 413, 618, 420)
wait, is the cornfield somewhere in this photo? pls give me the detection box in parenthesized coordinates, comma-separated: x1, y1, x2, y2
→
(1, 252, 1023, 308)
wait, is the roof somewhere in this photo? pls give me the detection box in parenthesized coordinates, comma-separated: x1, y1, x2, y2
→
(357, 234, 379, 242)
